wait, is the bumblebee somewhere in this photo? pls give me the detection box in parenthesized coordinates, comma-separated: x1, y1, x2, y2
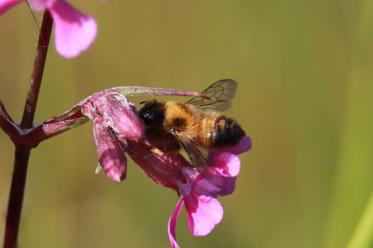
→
(139, 79, 245, 168)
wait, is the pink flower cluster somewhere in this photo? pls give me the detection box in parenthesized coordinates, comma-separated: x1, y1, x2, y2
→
(0, 0, 97, 58)
(81, 90, 251, 248)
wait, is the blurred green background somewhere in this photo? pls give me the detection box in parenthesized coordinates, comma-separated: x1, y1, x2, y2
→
(1, 0, 373, 247)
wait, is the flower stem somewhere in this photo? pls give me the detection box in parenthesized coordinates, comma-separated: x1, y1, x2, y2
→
(3, 11, 53, 248)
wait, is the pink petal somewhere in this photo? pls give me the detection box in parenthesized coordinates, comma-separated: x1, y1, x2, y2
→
(185, 195, 223, 236)
(167, 198, 184, 248)
(103, 94, 144, 142)
(0, 0, 22, 14)
(127, 140, 188, 191)
(208, 176, 236, 196)
(193, 176, 221, 196)
(82, 93, 145, 142)
(93, 118, 127, 182)
(49, 0, 97, 58)
(29, 0, 56, 10)
(210, 152, 240, 177)
(193, 175, 236, 196)
(224, 136, 252, 155)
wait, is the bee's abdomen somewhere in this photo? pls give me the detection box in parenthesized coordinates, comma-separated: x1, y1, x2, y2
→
(211, 115, 245, 148)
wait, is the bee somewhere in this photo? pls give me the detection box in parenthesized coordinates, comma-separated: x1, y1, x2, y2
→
(139, 79, 245, 168)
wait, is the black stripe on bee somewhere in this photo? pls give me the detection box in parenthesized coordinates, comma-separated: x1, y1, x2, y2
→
(213, 116, 245, 148)
(172, 117, 186, 128)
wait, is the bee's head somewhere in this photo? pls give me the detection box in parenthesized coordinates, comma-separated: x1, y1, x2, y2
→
(139, 100, 165, 126)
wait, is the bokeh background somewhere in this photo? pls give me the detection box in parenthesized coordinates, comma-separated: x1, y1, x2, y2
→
(1, 0, 373, 247)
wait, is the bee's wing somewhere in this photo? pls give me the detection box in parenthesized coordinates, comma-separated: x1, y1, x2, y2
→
(174, 133, 208, 168)
(185, 79, 238, 112)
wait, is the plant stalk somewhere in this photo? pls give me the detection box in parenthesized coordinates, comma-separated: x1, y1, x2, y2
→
(3, 11, 53, 248)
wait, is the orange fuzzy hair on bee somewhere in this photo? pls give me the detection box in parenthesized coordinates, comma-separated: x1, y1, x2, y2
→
(139, 79, 245, 168)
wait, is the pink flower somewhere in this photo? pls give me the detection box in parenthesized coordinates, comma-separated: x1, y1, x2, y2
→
(81, 91, 144, 182)
(80, 90, 251, 247)
(166, 137, 251, 248)
(0, 0, 97, 58)
(126, 137, 250, 248)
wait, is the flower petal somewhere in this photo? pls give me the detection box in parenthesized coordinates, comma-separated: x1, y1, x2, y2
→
(224, 136, 252, 155)
(103, 94, 144, 142)
(93, 118, 127, 182)
(208, 176, 237, 196)
(49, 0, 97, 58)
(185, 195, 223, 236)
(127, 140, 189, 191)
(29, 0, 56, 11)
(82, 92, 144, 142)
(192, 176, 221, 196)
(210, 152, 241, 177)
(193, 175, 236, 196)
(167, 198, 184, 248)
(0, 0, 22, 14)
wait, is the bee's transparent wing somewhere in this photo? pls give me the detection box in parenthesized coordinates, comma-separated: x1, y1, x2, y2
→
(185, 79, 238, 112)
(174, 133, 208, 168)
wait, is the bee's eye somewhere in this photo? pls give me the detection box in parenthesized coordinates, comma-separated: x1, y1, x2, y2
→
(144, 111, 154, 119)
(139, 101, 164, 126)
(143, 111, 154, 120)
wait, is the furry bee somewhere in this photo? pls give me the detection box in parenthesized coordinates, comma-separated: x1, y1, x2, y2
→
(139, 79, 245, 168)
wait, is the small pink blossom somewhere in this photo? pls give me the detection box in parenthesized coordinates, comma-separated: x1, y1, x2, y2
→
(81, 91, 144, 182)
(80, 90, 251, 247)
(0, 0, 97, 58)
(166, 137, 251, 247)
